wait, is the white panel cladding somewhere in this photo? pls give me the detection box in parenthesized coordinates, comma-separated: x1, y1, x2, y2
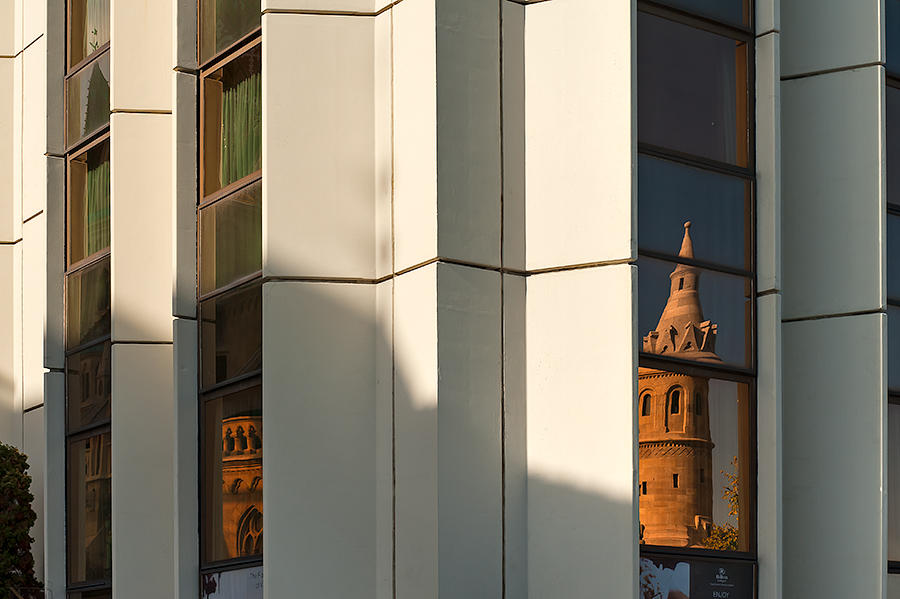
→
(0, 0, 14, 56)
(262, 0, 394, 12)
(391, 0, 437, 272)
(756, 0, 779, 34)
(23, 406, 45, 581)
(374, 9, 392, 280)
(434, 0, 501, 268)
(0, 243, 22, 446)
(111, 343, 176, 599)
(374, 279, 393, 599)
(110, 113, 173, 342)
(524, 0, 634, 271)
(262, 13, 377, 279)
(44, 156, 64, 370)
(21, 31, 45, 220)
(393, 264, 438, 599)
(0, 57, 18, 243)
(23, 214, 46, 410)
(756, 31, 781, 294)
(783, 313, 885, 598)
(22, 0, 44, 50)
(110, 0, 172, 111)
(262, 280, 378, 599)
(502, 0, 525, 271)
(526, 264, 637, 599)
(781, 0, 881, 78)
(173, 317, 198, 599)
(782, 67, 884, 320)
(172, 71, 197, 319)
(42, 372, 65, 596)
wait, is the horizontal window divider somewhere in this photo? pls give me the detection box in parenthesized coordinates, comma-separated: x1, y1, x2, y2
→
(199, 371, 262, 397)
(65, 335, 111, 357)
(66, 129, 111, 161)
(641, 545, 757, 562)
(637, 0, 754, 42)
(199, 555, 264, 575)
(65, 124, 111, 157)
(65, 44, 110, 81)
(888, 392, 900, 405)
(66, 248, 111, 276)
(890, 560, 900, 574)
(199, 31, 262, 77)
(887, 202, 900, 216)
(637, 249, 752, 278)
(781, 307, 885, 324)
(638, 144, 754, 179)
(639, 353, 756, 382)
(199, 171, 262, 209)
(199, 271, 264, 303)
(888, 74, 900, 90)
(66, 580, 112, 593)
(65, 422, 111, 443)
(888, 298, 900, 307)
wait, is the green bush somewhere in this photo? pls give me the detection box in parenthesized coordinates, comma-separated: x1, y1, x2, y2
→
(0, 443, 41, 599)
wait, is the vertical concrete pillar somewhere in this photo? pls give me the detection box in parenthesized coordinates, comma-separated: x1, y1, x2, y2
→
(109, 0, 176, 597)
(782, 0, 886, 596)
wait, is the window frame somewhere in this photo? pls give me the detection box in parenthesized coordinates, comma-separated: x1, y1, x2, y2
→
(64, 48, 111, 154)
(636, 0, 759, 567)
(886, 74, 900, 574)
(66, 133, 111, 271)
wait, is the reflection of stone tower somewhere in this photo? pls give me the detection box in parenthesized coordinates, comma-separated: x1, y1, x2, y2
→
(221, 413, 263, 557)
(639, 222, 718, 547)
(82, 432, 111, 578)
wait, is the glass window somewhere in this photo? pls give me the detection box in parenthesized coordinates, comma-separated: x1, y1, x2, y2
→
(69, 0, 110, 68)
(201, 386, 263, 564)
(199, 0, 261, 64)
(201, 565, 264, 599)
(66, 51, 110, 147)
(891, 403, 900, 561)
(889, 0, 900, 77)
(200, 180, 262, 295)
(890, 307, 900, 392)
(638, 13, 750, 166)
(66, 257, 111, 349)
(652, 0, 750, 28)
(889, 87, 900, 209)
(68, 139, 110, 265)
(639, 255, 752, 369)
(66, 341, 111, 432)
(67, 431, 112, 585)
(68, 591, 111, 599)
(202, 45, 262, 197)
(638, 371, 753, 552)
(638, 155, 751, 271)
(200, 283, 262, 389)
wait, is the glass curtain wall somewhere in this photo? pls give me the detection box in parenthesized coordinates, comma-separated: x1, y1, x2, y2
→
(886, 0, 900, 574)
(637, 0, 757, 593)
(197, 4, 262, 597)
(65, 1, 111, 597)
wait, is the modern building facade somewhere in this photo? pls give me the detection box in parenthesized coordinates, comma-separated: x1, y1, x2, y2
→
(1, 0, 900, 597)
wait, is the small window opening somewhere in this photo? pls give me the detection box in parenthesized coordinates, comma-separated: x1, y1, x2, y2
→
(678, 277, 684, 290)
(695, 392, 702, 415)
(700, 469, 705, 483)
(670, 390, 681, 414)
(673, 474, 679, 488)
(641, 394, 651, 416)
(641, 481, 647, 495)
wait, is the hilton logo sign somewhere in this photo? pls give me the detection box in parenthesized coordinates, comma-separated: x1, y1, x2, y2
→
(692, 561, 753, 599)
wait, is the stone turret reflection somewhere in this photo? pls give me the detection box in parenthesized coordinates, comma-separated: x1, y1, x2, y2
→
(639, 222, 717, 547)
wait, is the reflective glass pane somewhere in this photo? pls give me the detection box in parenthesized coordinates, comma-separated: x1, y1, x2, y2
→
(200, 283, 262, 389)
(638, 155, 751, 270)
(202, 386, 263, 564)
(202, 46, 262, 197)
(639, 256, 752, 368)
(202, 566, 264, 599)
(888, 87, 900, 209)
(638, 13, 750, 166)
(67, 257, 110, 349)
(890, 403, 900, 561)
(66, 341, 111, 431)
(67, 431, 112, 585)
(890, 306, 900, 392)
(67, 52, 110, 146)
(200, 180, 262, 295)
(889, 0, 900, 76)
(651, 0, 750, 27)
(638, 371, 753, 552)
(68, 591, 110, 599)
(891, 214, 900, 301)
(69, 140, 110, 265)
(69, 0, 110, 68)
(200, 0, 261, 64)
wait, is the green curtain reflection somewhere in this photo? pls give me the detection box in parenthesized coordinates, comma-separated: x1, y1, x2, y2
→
(221, 71, 261, 187)
(85, 159, 110, 256)
(83, 0, 110, 57)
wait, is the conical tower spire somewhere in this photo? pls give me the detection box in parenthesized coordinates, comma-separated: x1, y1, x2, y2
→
(642, 222, 720, 361)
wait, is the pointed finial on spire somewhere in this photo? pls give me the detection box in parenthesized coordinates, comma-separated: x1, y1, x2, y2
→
(679, 221, 694, 259)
